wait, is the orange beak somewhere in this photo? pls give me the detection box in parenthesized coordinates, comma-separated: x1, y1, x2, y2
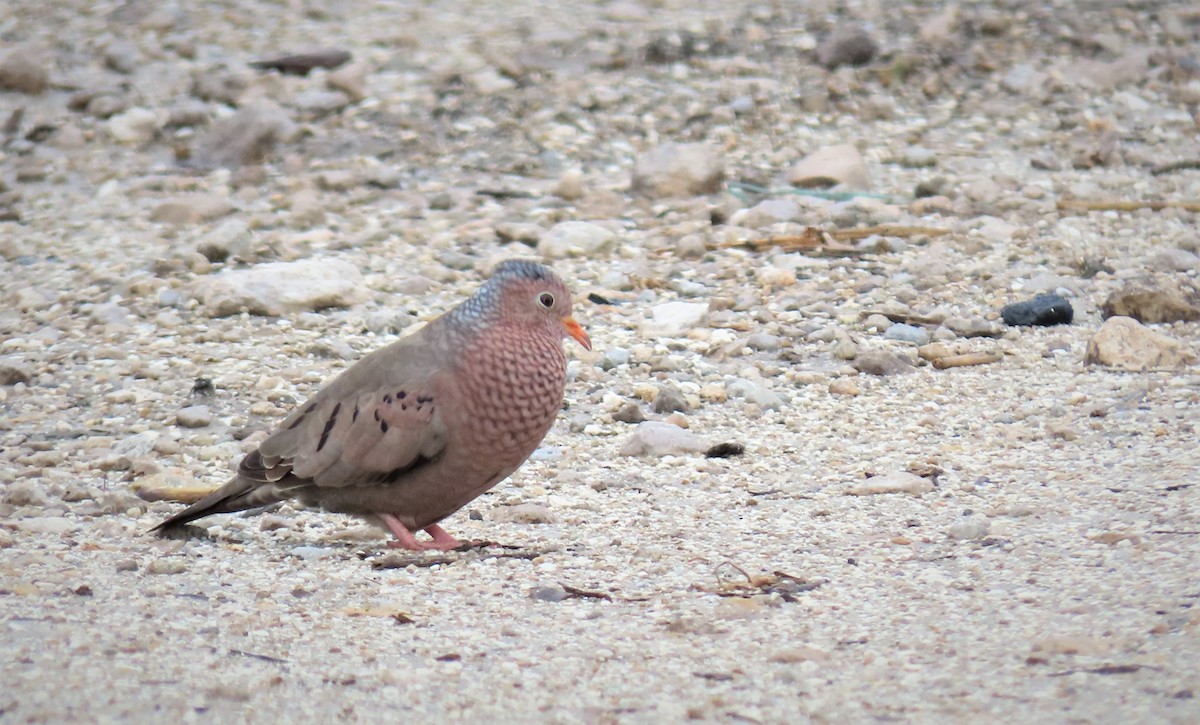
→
(562, 316, 591, 351)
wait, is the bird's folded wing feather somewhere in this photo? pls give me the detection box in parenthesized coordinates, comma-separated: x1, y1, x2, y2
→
(241, 337, 449, 489)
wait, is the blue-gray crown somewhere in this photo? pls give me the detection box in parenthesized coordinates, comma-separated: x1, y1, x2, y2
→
(491, 259, 552, 283)
(449, 259, 556, 326)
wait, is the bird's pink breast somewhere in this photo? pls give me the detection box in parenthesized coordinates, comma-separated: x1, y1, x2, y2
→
(452, 325, 568, 467)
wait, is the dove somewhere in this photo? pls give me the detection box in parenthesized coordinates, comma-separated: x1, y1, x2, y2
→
(150, 259, 591, 550)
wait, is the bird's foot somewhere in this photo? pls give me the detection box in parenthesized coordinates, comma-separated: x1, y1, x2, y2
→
(422, 524, 463, 550)
(379, 515, 463, 551)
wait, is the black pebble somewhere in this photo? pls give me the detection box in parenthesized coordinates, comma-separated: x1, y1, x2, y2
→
(704, 442, 745, 458)
(1001, 293, 1074, 327)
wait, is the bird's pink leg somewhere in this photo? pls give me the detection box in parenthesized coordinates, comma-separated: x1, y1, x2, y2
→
(378, 514, 462, 551)
(422, 524, 463, 550)
(379, 513, 432, 550)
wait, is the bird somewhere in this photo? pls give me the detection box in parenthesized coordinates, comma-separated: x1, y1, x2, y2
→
(150, 259, 591, 550)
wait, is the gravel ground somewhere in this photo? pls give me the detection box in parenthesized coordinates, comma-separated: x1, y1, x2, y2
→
(3, 1, 1200, 722)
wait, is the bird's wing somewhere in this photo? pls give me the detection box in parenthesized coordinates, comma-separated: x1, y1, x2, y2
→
(246, 333, 450, 489)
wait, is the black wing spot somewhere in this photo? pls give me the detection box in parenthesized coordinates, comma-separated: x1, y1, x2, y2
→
(383, 394, 392, 404)
(397, 391, 406, 399)
(352, 404, 359, 423)
(373, 409, 380, 422)
(305, 402, 318, 414)
(317, 403, 341, 453)
(401, 404, 407, 411)
(287, 412, 307, 430)
(380, 420, 389, 434)
(417, 395, 433, 404)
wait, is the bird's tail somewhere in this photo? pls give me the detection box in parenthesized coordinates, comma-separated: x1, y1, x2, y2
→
(149, 476, 287, 535)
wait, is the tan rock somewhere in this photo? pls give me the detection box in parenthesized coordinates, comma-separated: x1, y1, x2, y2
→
(553, 169, 585, 201)
(188, 101, 298, 169)
(197, 257, 367, 317)
(828, 378, 859, 396)
(847, 471, 933, 496)
(1101, 280, 1200, 323)
(919, 5, 960, 47)
(630, 143, 725, 198)
(491, 503, 553, 524)
(150, 194, 234, 225)
(0, 44, 50, 94)
(327, 61, 367, 100)
(788, 143, 870, 190)
(132, 471, 212, 503)
(1085, 316, 1196, 370)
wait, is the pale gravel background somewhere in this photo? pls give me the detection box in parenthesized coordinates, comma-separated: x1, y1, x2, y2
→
(2, 1, 1200, 723)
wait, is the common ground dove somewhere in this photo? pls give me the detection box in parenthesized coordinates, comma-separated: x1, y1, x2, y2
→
(151, 260, 591, 550)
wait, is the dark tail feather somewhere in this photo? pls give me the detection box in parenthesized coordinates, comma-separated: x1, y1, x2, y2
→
(149, 476, 286, 535)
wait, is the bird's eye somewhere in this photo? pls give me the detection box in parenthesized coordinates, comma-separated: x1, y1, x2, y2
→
(538, 292, 555, 308)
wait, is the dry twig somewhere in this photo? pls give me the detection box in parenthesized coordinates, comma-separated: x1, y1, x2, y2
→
(559, 583, 614, 601)
(931, 352, 1003, 369)
(1150, 159, 1200, 176)
(1057, 199, 1200, 213)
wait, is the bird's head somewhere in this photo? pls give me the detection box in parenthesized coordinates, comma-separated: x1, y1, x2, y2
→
(469, 259, 591, 350)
